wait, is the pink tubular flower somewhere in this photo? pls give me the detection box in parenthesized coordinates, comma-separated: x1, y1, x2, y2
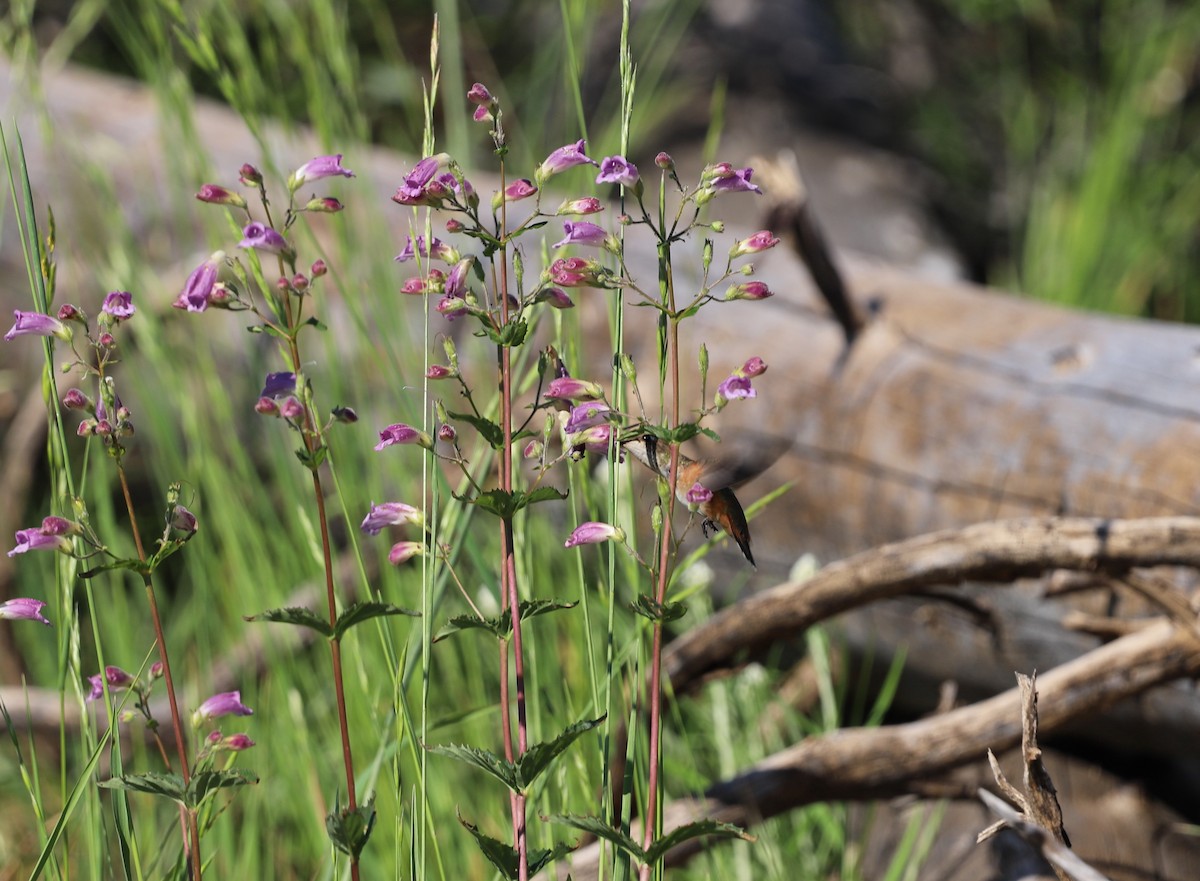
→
(238, 222, 289, 254)
(174, 253, 223, 313)
(444, 257, 474, 299)
(716, 374, 755, 403)
(388, 541, 425, 565)
(564, 521, 625, 548)
(375, 423, 433, 450)
(196, 183, 248, 208)
(279, 397, 304, 421)
(739, 356, 767, 377)
(290, 154, 354, 188)
(171, 505, 198, 534)
(466, 82, 493, 106)
(4, 310, 69, 342)
(395, 235, 460, 265)
(392, 155, 445, 205)
(436, 295, 470, 321)
(537, 139, 599, 181)
(426, 364, 455, 380)
(361, 502, 424, 535)
(535, 287, 575, 309)
(552, 221, 609, 250)
(219, 733, 256, 751)
(706, 164, 762, 195)
(86, 666, 134, 701)
(101, 291, 135, 321)
(62, 388, 92, 411)
(546, 377, 604, 401)
(595, 156, 640, 187)
(655, 152, 674, 170)
(193, 691, 254, 726)
(0, 598, 51, 626)
(685, 482, 713, 505)
(548, 257, 603, 288)
(566, 423, 613, 454)
(304, 197, 344, 213)
(8, 517, 76, 557)
(555, 196, 604, 216)
(493, 179, 537, 209)
(730, 230, 780, 258)
(725, 281, 774, 301)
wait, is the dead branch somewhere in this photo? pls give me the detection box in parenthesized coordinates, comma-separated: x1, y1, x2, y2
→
(978, 790, 1112, 881)
(665, 516, 1200, 692)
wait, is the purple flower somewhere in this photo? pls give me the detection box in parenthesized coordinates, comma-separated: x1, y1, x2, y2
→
(426, 365, 454, 380)
(216, 733, 256, 751)
(685, 482, 713, 505)
(395, 235, 459, 264)
(0, 598, 51, 626)
(196, 184, 247, 208)
(101, 291, 136, 321)
(193, 691, 254, 726)
(552, 221, 609, 250)
(716, 375, 756, 402)
(546, 377, 604, 402)
(171, 505, 198, 534)
(444, 258, 474, 298)
(564, 521, 625, 548)
(537, 139, 599, 181)
(291, 154, 354, 187)
(260, 372, 296, 399)
(739, 356, 767, 377)
(595, 156, 640, 187)
(173, 253, 223, 312)
(564, 402, 611, 433)
(279, 397, 304, 421)
(730, 230, 780, 258)
(40, 516, 77, 536)
(388, 541, 425, 565)
(8, 527, 72, 558)
(707, 164, 762, 195)
(361, 502, 424, 535)
(437, 423, 456, 442)
(86, 666, 134, 702)
(548, 257, 603, 288)
(375, 423, 433, 450)
(62, 388, 92, 411)
(566, 423, 613, 454)
(4, 310, 69, 342)
(392, 155, 445, 205)
(238, 222, 289, 254)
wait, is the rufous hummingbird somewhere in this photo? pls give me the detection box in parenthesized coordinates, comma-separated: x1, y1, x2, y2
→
(620, 435, 757, 567)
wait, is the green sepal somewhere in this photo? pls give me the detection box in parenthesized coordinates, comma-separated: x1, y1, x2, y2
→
(434, 599, 577, 643)
(326, 796, 377, 860)
(244, 606, 333, 638)
(630, 595, 688, 622)
(447, 410, 504, 448)
(331, 601, 420, 642)
(481, 317, 529, 348)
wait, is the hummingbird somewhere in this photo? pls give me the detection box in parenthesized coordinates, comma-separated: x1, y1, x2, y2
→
(620, 434, 757, 567)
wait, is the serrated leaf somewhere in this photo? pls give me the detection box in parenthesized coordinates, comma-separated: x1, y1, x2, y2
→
(326, 797, 377, 860)
(630, 595, 688, 622)
(465, 487, 568, 519)
(514, 716, 605, 789)
(244, 606, 334, 638)
(295, 444, 328, 470)
(447, 410, 504, 448)
(185, 769, 258, 809)
(458, 811, 520, 880)
(485, 317, 528, 348)
(331, 601, 420, 641)
(548, 814, 646, 863)
(641, 422, 702, 445)
(99, 772, 186, 804)
(427, 743, 519, 791)
(529, 841, 577, 876)
(644, 819, 753, 864)
(433, 600, 578, 643)
(523, 486, 568, 506)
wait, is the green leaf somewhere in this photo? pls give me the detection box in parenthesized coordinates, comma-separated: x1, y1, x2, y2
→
(484, 317, 529, 348)
(644, 819, 753, 864)
(433, 599, 577, 643)
(185, 769, 258, 809)
(513, 716, 605, 790)
(641, 422, 703, 445)
(463, 487, 569, 519)
(304, 316, 327, 330)
(79, 558, 150, 579)
(244, 606, 334, 638)
(295, 443, 328, 470)
(548, 814, 646, 864)
(326, 797, 377, 860)
(630, 595, 688, 622)
(331, 601, 420, 641)
(457, 811, 520, 880)
(427, 743, 519, 791)
(529, 841, 577, 876)
(100, 772, 187, 804)
(447, 410, 504, 448)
